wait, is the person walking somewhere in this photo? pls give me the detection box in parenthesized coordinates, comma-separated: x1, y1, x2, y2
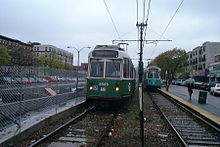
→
(187, 83, 193, 100)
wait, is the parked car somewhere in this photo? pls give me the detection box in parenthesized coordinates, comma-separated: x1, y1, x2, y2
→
(45, 77, 57, 82)
(14, 77, 22, 84)
(210, 83, 220, 96)
(201, 82, 210, 91)
(193, 81, 203, 89)
(28, 77, 37, 83)
(0, 76, 17, 84)
(22, 77, 32, 84)
(199, 82, 207, 90)
(184, 78, 195, 85)
(175, 79, 185, 85)
(35, 77, 44, 83)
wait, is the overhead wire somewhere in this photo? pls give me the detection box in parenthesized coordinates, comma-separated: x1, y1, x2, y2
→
(150, 0, 185, 57)
(103, 0, 121, 39)
(143, 0, 152, 48)
(136, 0, 152, 60)
(136, 0, 139, 23)
(142, 0, 146, 22)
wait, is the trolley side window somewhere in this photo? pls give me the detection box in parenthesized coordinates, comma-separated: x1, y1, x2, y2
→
(90, 61, 104, 77)
(105, 61, 120, 78)
(123, 58, 129, 78)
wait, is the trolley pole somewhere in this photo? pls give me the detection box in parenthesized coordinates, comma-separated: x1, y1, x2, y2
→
(137, 22, 147, 147)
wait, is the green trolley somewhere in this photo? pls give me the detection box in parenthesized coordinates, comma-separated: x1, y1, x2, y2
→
(144, 66, 161, 90)
(86, 45, 136, 101)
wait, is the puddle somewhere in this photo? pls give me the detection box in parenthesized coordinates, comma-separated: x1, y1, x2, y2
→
(59, 136, 96, 143)
(47, 142, 86, 147)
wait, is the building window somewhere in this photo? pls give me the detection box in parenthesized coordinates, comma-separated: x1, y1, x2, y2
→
(215, 55, 220, 62)
(203, 55, 206, 62)
(45, 47, 47, 51)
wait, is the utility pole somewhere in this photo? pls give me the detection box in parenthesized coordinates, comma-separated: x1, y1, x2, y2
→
(136, 22, 147, 147)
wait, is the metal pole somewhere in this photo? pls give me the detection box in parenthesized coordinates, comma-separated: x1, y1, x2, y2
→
(137, 22, 146, 147)
(67, 46, 91, 90)
(76, 51, 79, 89)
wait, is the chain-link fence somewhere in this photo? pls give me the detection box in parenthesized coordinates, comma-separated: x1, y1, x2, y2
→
(0, 66, 87, 138)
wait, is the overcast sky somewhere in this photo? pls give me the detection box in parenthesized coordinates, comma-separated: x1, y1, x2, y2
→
(0, 0, 219, 66)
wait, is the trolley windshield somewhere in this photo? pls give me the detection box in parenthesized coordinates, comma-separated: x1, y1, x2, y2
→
(148, 71, 159, 78)
(105, 61, 120, 78)
(90, 61, 104, 77)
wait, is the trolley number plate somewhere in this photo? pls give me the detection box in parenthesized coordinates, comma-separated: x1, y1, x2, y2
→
(99, 82, 109, 86)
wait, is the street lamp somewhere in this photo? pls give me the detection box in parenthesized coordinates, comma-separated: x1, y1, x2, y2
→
(67, 46, 91, 89)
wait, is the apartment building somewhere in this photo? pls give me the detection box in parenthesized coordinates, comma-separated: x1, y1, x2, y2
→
(209, 54, 220, 82)
(0, 35, 33, 65)
(33, 44, 73, 66)
(188, 41, 220, 81)
(0, 35, 33, 51)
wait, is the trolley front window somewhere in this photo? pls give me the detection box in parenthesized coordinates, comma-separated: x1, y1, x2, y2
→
(148, 71, 159, 78)
(90, 62, 104, 77)
(105, 61, 120, 78)
(92, 50, 118, 58)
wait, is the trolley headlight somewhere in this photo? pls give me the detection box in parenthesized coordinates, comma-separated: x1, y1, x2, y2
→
(115, 82, 120, 92)
(89, 81, 94, 90)
(115, 87, 120, 91)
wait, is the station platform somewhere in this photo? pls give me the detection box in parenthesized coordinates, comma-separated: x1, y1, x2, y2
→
(160, 84, 220, 126)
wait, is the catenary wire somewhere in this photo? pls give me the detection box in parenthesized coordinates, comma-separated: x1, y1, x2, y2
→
(136, 0, 139, 23)
(142, 0, 146, 22)
(150, 0, 185, 57)
(103, 0, 121, 39)
(142, 0, 152, 50)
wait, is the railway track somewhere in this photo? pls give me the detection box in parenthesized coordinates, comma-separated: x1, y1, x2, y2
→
(28, 105, 116, 147)
(149, 91, 220, 147)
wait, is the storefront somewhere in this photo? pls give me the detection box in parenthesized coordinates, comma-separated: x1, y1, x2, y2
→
(209, 62, 220, 82)
(193, 70, 209, 82)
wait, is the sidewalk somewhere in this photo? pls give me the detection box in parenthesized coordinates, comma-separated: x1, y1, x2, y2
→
(162, 84, 220, 118)
(0, 97, 86, 144)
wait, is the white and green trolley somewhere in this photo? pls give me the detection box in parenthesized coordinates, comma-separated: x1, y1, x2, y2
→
(86, 45, 136, 101)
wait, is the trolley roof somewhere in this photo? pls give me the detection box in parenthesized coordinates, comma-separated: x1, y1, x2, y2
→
(145, 65, 161, 71)
(88, 45, 131, 59)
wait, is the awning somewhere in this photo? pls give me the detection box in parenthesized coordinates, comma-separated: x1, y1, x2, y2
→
(210, 73, 220, 78)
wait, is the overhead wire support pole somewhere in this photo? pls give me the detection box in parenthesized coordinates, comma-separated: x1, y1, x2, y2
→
(136, 22, 147, 147)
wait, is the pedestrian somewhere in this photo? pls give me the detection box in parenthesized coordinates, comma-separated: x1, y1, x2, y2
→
(166, 79, 170, 91)
(187, 83, 193, 100)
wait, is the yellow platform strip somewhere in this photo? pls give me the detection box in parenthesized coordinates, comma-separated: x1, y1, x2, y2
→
(159, 89, 220, 125)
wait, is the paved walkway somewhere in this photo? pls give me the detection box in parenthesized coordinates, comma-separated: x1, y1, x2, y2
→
(162, 84, 220, 118)
(0, 97, 86, 144)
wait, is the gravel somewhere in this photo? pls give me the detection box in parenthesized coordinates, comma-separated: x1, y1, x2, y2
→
(99, 92, 182, 147)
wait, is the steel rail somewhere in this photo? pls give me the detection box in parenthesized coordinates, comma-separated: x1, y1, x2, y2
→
(93, 113, 116, 147)
(159, 91, 220, 132)
(150, 90, 220, 146)
(28, 106, 95, 147)
(148, 92, 188, 147)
